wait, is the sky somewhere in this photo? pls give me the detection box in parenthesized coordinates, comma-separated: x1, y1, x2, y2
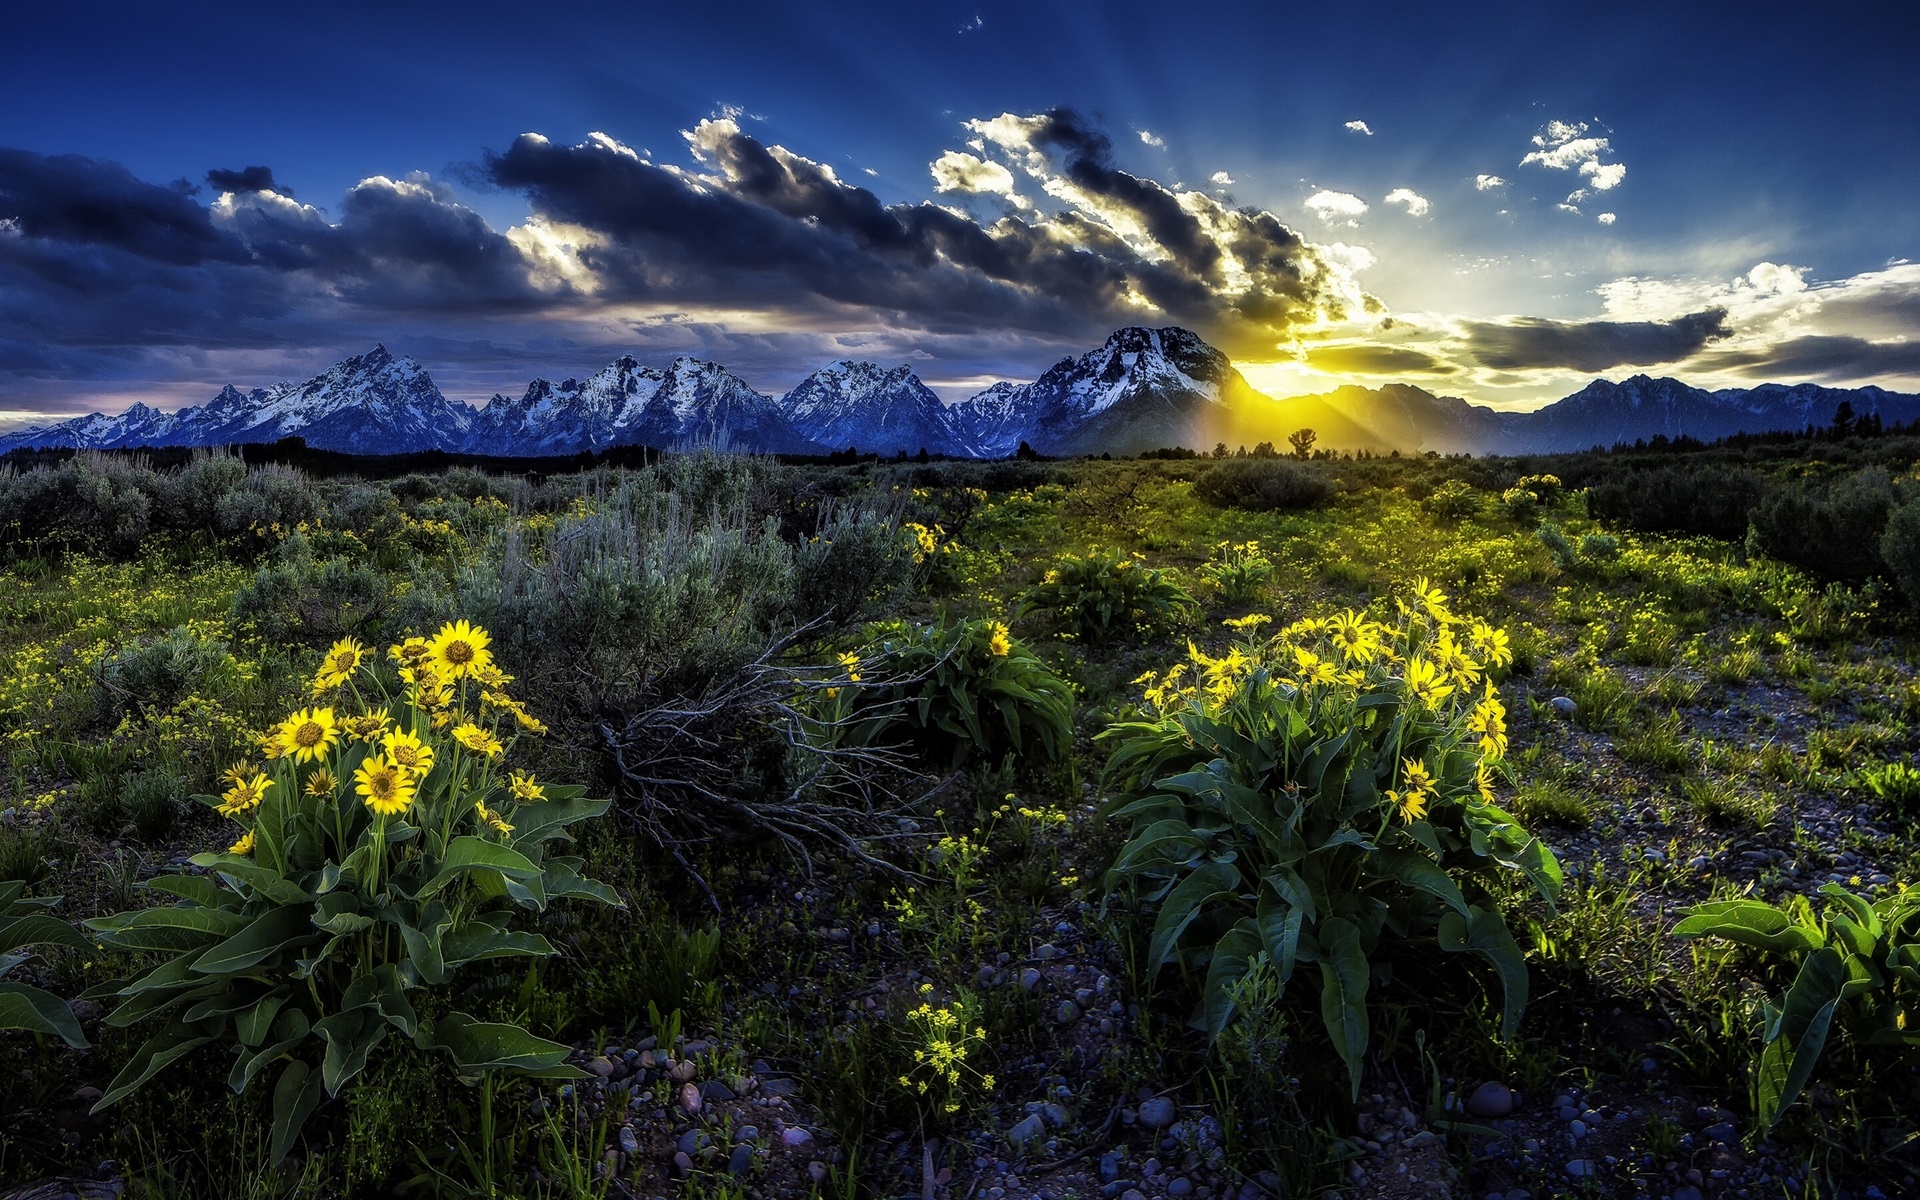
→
(1, 0, 1917, 430)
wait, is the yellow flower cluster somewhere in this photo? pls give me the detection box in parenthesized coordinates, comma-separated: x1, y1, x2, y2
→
(903, 522, 942, 562)
(985, 621, 1012, 658)
(897, 985, 994, 1114)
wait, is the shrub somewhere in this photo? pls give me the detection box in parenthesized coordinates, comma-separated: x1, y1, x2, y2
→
(1586, 464, 1769, 540)
(1192, 459, 1334, 511)
(1501, 474, 1565, 526)
(1850, 760, 1920, 814)
(1537, 523, 1578, 572)
(1748, 467, 1902, 583)
(1101, 584, 1559, 1096)
(1674, 883, 1920, 1130)
(123, 768, 188, 841)
(84, 623, 616, 1162)
(1423, 480, 1481, 520)
(92, 627, 232, 726)
(1197, 540, 1275, 604)
(1022, 548, 1198, 643)
(851, 616, 1074, 770)
(232, 541, 403, 647)
(1879, 498, 1920, 611)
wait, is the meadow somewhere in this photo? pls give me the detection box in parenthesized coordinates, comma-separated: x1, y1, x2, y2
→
(2, 434, 1919, 1200)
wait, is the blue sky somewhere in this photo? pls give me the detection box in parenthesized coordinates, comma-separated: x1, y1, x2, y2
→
(2, 0, 1916, 426)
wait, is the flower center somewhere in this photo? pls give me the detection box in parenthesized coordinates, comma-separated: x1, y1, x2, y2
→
(295, 722, 324, 747)
(445, 641, 474, 665)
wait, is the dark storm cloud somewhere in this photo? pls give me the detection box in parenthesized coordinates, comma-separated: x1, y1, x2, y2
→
(482, 114, 1361, 356)
(0, 148, 250, 265)
(1464, 308, 1732, 371)
(1304, 343, 1454, 374)
(207, 165, 289, 195)
(1695, 334, 1920, 380)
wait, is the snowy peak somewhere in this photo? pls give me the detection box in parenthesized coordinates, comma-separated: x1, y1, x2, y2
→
(775, 360, 967, 455)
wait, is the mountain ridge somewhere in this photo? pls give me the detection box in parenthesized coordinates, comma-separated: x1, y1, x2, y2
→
(4, 330, 1915, 459)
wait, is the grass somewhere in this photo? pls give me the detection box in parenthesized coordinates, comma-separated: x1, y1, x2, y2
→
(1, 448, 1918, 1198)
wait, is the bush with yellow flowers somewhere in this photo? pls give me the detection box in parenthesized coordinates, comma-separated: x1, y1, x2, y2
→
(1100, 582, 1560, 1099)
(823, 616, 1074, 770)
(893, 985, 994, 1122)
(1021, 547, 1198, 644)
(82, 620, 617, 1162)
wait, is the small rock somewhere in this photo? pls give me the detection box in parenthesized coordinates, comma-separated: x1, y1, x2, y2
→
(762, 1077, 801, 1097)
(618, 1125, 640, 1155)
(808, 1161, 828, 1184)
(728, 1144, 754, 1176)
(1569, 1120, 1588, 1138)
(782, 1126, 814, 1149)
(1009, 1114, 1047, 1149)
(1466, 1082, 1514, 1118)
(1055, 1000, 1081, 1024)
(702, 1079, 736, 1102)
(1036, 943, 1059, 960)
(1099, 1151, 1123, 1183)
(1138, 1096, 1178, 1129)
(1673, 1188, 1704, 1200)
(1549, 696, 1577, 718)
(1122, 1191, 1148, 1200)
(1168, 1179, 1194, 1197)
(737, 1125, 759, 1142)
(672, 1150, 694, 1177)
(585, 1055, 616, 1078)
(1565, 1159, 1594, 1178)
(1020, 968, 1044, 992)
(1044, 1102, 1071, 1128)
(678, 1082, 702, 1113)
(669, 1059, 697, 1083)
(1702, 1122, 1737, 1145)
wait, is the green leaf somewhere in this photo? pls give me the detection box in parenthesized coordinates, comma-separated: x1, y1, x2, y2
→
(1148, 861, 1242, 973)
(440, 925, 557, 968)
(1368, 850, 1469, 918)
(144, 874, 225, 908)
(0, 913, 91, 954)
(186, 855, 311, 906)
(1439, 906, 1530, 1040)
(1200, 921, 1263, 1037)
(1756, 947, 1847, 1130)
(86, 905, 246, 952)
(316, 1007, 387, 1096)
(270, 1060, 326, 1164)
(191, 905, 319, 975)
(422, 1012, 582, 1075)
(236, 992, 289, 1048)
(1317, 916, 1370, 1102)
(1673, 901, 1826, 956)
(95, 1031, 218, 1110)
(416, 837, 541, 901)
(0, 981, 89, 1047)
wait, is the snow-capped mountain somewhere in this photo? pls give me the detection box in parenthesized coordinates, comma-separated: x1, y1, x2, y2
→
(950, 326, 1265, 456)
(0, 346, 477, 455)
(465, 355, 820, 456)
(774, 361, 967, 456)
(5, 333, 1917, 460)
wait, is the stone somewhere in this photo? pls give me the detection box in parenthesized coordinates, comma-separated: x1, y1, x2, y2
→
(672, 1151, 694, 1177)
(1008, 1114, 1047, 1149)
(678, 1082, 702, 1113)
(669, 1059, 697, 1083)
(1044, 1102, 1071, 1128)
(728, 1144, 754, 1176)
(1020, 968, 1044, 992)
(1138, 1096, 1178, 1129)
(618, 1125, 641, 1156)
(701, 1079, 736, 1102)
(1569, 1120, 1587, 1138)
(1565, 1159, 1594, 1178)
(1122, 1191, 1148, 1200)
(808, 1161, 828, 1184)
(678, 1130, 710, 1155)
(1466, 1082, 1514, 1118)
(1673, 1188, 1704, 1200)
(737, 1125, 759, 1142)
(1099, 1151, 1123, 1183)
(1055, 1001, 1081, 1024)
(1702, 1122, 1737, 1145)
(762, 1077, 801, 1097)
(1168, 1179, 1194, 1197)
(585, 1055, 616, 1078)
(782, 1126, 814, 1149)
(1036, 943, 1058, 960)
(1549, 696, 1578, 718)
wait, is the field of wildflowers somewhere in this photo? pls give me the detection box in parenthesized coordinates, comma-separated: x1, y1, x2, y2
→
(2, 441, 1919, 1198)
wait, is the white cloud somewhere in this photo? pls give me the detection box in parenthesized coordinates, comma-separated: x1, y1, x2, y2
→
(1474, 174, 1506, 191)
(1554, 202, 1582, 215)
(863, 167, 878, 177)
(1521, 119, 1627, 198)
(1384, 188, 1430, 217)
(1344, 120, 1373, 135)
(1305, 190, 1369, 223)
(1597, 212, 1617, 226)
(1580, 160, 1626, 190)
(929, 150, 1030, 209)
(1210, 170, 1234, 187)
(1138, 130, 1164, 147)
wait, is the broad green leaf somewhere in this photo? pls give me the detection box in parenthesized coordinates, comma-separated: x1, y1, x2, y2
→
(416, 837, 541, 901)
(423, 1011, 583, 1075)
(440, 926, 557, 968)
(185, 854, 310, 905)
(1201, 921, 1264, 1037)
(0, 981, 89, 1047)
(86, 906, 246, 952)
(1674, 901, 1826, 956)
(144, 874, 225, 908)
(1757, 947, 1847, 1129)
(1318, 916, 1370, 1102)
(1439, 906, 1530, 1040)
(1148, 861, 1242, 973)
(316, 1007, 386, 1096)
(95, 1031, 217, 1110)
(236, 992, 288, 1048)
(270, 1059, 325, 1164)
(192, 905, 319, 975)
(0, 914, 92, 954)
(1368, 850, 1469, 918)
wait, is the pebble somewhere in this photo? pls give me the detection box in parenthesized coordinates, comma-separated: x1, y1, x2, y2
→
(1565, 1159, 1594, 1178)
(1549, 696, 1577, 718)
(1021, 968, 1044, 992)
(617, 1125, 640, 1155)
(585, 1055, 615, 1078)
(701, 1079, 736, 1102)
(1673, 1188, 1704, 1200)
(1466, 1081, 1514, 1118)
(672, 1150, 694, 1177)
(781, 1127, 814, 1149)
(1703, 1122, 1737, 1145)
(1569, 1120, 1588, 1138)
(1009, 1114, 1047, 1148)
(728, 1144, 754, 1176)
(1099, 1151, 1123, 1183)
(1055, 1000, 1081, 1023)
(678, 1082, 702, 1113)
(1138, 1096, 1178, 1129)
(1168, 1179, 1194, 1197)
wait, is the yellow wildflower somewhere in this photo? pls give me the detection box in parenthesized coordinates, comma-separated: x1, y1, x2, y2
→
(986, 621, 1012, 657)
(276, 707, 339, 764)
(475, 802, 514, 834)
(217, 772, 274, 817)
(452, 722, 504, 758)
(354, 755, 416, 817)
(1402, 658, 1455, 707)
(382, 729, 436, 776)
(314, 637, 366, 688)
(228, 830, 255, 856)
(304, 768, 338, 798)
(427, 620, 493, 682)
(1468, 621, 1513, 670)
(1327, 610, 1381, 663)
(508, 770, 546, 803)
(342, 710, 391, 742)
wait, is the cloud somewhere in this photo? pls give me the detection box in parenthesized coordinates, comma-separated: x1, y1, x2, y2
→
(1597, 212, 1617, 225)
(1210, 171, 1233, 187)
(1137, 130, 1164, 147)
(1305, 190, 1368, 223)
(1465, 308, 1733, 371)
(1474, 174, 1506, 191)
(207, 165, 290, 196)
(1304, 342, 1454, 374)
(1384, 188, 1429, 217)
(1694, 334, 1920, 380)
(929, 150, 1028, 208)
(0, 148, 251, 265)
(1521, 119, 1626, 200)
(1344, 120, 1372, 135)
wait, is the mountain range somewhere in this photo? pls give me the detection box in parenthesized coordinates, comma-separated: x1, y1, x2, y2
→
(4, 328, 1915, 459)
